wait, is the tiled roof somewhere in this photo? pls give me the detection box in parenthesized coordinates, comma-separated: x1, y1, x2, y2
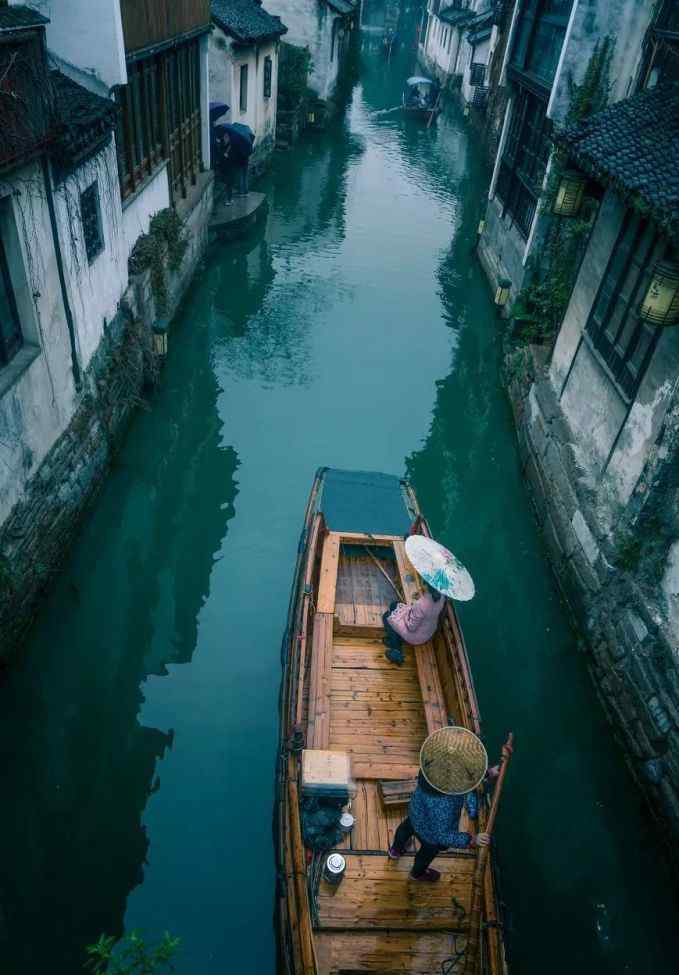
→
(0, 4, 48, 31)
(562, 83, 679, 243)
(211, 0, 286, 43)
(326, 0, 358, 14)
(51, 70, 116, 170)
(439, 8, 476, 27)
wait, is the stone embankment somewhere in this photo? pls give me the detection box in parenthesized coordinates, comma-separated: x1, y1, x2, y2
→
(505, 344, 679, 856)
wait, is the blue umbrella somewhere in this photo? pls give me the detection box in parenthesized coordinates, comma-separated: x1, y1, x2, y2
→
(214, 122, 255, 162)
(210, 101, 230, 125)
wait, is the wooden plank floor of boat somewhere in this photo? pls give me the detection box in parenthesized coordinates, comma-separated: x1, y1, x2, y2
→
(310, 533, 476, 974)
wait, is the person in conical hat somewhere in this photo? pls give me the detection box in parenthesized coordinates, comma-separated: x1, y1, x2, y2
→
(389, 727, 501, 882)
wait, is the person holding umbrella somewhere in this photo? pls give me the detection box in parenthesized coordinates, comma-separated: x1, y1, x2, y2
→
(383, 536, 474, 664)
(389, 727, 498, 882)
(215, 122, 255, 204)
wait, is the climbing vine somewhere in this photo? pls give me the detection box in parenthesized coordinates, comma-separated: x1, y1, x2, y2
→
(85, 931, 180, 975)
(128, 208, 188, 315)
(510, 39, 614, 345)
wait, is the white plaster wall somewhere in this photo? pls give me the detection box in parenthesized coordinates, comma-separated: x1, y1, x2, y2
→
(266, 0, 340, 101)
(32, 0, 127, 95)
(210, 28, 279, 150)
(121, 163, 171, 260)
(549, 0, 656, 125)
(423, 15, 460, 77)
(54, 142, 129, 370)
(0, 162, 78, 523)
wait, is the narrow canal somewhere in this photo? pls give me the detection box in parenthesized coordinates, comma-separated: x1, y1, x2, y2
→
(2, 17, 678, 975)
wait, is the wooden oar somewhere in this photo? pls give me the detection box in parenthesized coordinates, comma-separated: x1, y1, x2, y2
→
(427, 89, 442, 129)
(361, 544, 404, 602)
(462, 733, 514, 975)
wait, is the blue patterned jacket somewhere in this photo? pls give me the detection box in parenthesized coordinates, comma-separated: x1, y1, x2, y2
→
(409, 772, 478, 848)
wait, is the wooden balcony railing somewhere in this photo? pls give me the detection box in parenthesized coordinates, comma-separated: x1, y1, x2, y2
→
(120, 0, 210, 56)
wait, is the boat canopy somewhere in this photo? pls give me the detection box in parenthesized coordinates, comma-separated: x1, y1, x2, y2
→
(405, 76, 435, 86)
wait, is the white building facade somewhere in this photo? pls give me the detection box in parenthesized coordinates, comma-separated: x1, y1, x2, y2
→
(420, 0, 499, 110)
(266, 0, 358, 107)
(0, 0, 213, 659)
(210, 0, 287, 176)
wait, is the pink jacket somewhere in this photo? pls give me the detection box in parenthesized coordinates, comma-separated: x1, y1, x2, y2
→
(387, 592, 445, 645)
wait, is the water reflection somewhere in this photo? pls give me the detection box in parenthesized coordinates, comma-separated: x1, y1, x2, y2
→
(0, 295, 238, 974)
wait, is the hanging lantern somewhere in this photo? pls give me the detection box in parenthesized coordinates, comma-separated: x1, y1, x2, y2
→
(307, 111, 315, 124)
(477, 219, 486, 236)
(463, 103, 470, 117)
(639, 259, 679, 326)
(152, 319, 169, 356)
(552, 170, 587, 217)
(494, 278, 511, 307)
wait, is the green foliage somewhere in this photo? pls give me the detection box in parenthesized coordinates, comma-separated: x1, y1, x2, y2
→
(278, 42, 314, 110)
(509, 40, 613, 346)
(128, 208, 188, 314)
(566, 37, 613, 127)
(85, 931, 180, 975)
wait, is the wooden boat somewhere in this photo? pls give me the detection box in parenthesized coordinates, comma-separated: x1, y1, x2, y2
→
(276, 468, 509, 975)
(402, 76, 441, 119)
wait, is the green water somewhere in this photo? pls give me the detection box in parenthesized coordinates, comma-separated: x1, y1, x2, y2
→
(2, 22, 678, 975)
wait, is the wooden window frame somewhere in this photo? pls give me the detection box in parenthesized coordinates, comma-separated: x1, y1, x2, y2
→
(0, 223, 23, 367)
(80, 181, 104, 264)
(263, 55, 272, 99)
(240, 63, 248, 113)
(116, 37, 203, 204)
(470, 62, 486, 86)
(496, 85, 551, 239)
(584, 213, 664, 402)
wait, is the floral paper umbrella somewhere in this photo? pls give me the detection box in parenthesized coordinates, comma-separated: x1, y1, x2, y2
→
(404, 536, 475, 601)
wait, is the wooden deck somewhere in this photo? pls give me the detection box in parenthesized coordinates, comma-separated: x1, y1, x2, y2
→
(307, 531, 479, 974)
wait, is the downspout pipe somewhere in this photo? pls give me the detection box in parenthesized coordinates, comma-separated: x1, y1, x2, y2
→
(41, 155, 81, 389)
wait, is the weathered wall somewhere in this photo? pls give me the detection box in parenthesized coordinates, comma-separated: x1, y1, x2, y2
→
(0, 172, 214, 663)
(266, 0, 340, 102)
(209, 27, 280, 176)
(505, 345, 679, 851)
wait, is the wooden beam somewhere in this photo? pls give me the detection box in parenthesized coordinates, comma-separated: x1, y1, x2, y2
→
(317, 533, 341, 613)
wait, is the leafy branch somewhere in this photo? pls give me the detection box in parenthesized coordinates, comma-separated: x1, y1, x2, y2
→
(85, 931, 180, 975)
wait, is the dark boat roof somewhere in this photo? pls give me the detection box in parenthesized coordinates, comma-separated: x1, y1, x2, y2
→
(316, 467, 415, 536)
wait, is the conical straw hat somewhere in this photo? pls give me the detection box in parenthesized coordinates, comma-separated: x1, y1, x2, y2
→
(420, 727, 488, 795)
(405, 536, 475, 601)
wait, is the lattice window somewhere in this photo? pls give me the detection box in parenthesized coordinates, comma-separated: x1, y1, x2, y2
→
(495, 86, 551, 239)
(264, 56, 272, 98)
(470, 62, 486, 86)
(114, 37, 202, 204)
(80, 182, 103, 264)
(585, 213, 664, 401)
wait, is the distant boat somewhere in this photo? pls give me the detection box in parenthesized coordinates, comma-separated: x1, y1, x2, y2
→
(275, 467, 510, 975)
(402, 75, 441, 118)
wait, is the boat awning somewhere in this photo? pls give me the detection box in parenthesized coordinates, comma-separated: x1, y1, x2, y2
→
(406, 76, 435, 86)
(317, 469, 414, 536)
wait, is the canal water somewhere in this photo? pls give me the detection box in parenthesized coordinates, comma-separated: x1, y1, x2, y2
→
(2, 16, 678, 975)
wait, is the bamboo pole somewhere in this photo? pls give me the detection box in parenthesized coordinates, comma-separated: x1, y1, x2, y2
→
(462, 733, 514, 975)
(427, 89, 442, 129)
(361, 544, 404, 601)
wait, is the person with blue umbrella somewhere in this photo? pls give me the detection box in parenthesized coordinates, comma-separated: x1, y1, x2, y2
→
(214, 121, 255, 204)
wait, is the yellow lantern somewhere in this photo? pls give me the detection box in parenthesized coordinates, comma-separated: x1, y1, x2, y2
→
(152, 319, 168, 356)
(494, 278, 511, 307)
(477, 219, 486, 236)
(307, 111, 315, 124)
(639, 260, 679, 326)
(553, 170, 586, 217)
